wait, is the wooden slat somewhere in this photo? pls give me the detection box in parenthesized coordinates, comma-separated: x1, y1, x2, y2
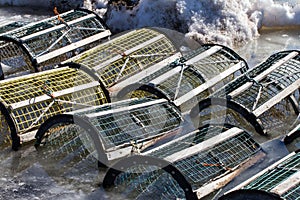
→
(85, 98, 167, 118)
(196, 152, 265, 199)
(150, 65, 183, 85)
(110, 53, 182, 92)
(174, 61, 245, 106)
(271, 171, 300, 195)
(19, 130, 36, 141)
(10, 81, 100, 110)
(2, 10, 75, 36)
(228, 152, 296, 192)
(141, 130, 199, 155)
(93, 34, 165, 71)
(253, 78, 300, 116)
(35, 30, 111, 64)
(21, 13, 97, 41)
(185, 45, 222, 65)
(164, 127, 243, 162)
(228, 51, 299, 98)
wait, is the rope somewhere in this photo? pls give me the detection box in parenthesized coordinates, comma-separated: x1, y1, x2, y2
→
(245, 74, 265, 111)
(174, 64, 185, 100)
(41, 80, 55, 99)
(130, 140, 143, 154)
(53, 7, 69, 27)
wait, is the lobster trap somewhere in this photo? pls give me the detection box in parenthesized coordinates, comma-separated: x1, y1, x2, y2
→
(61, 27, 180, 92)
(0, 21, 28, 35)
(191, 50, 300, 136)
(102, 124, 262, 199)
(0, 8, 110, 79)
(226, 151, 300, 200)
(0, 65, 109, 150)
(34, 97, 183, 167)
(116, 44, 248, 112)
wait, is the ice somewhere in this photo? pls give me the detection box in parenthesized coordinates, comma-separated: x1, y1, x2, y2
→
(0, 0, 299, 46)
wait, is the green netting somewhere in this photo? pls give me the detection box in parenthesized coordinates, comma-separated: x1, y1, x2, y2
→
(282, 184, 300, 200)
(0, 66, 109, 148)
(69, 28, 178, 87)
(243, 153, 300, 192)
(0, 9, 110, 78)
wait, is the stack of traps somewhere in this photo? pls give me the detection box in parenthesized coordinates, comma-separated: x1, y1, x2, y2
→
(0, 26, 246, 150)
(0, 8, 111, 79)
(0, 9, 299, 199)
(35, 51, 299, 198)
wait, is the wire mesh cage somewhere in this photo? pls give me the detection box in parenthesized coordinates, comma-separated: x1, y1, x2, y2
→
(61, 27, 181, 91)
(0, 8, 111, 79)
(102, 124, 261, 199)
(0, 65, 109, 150)
(191, 50, 300, 136)
(116, 44, 248, 112)
(227, 151, 300, 200)
(34, 97, 183, 167)
(0, 21, 28, 35)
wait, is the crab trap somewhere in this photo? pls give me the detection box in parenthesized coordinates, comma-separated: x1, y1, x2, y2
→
(34, 97, 184, 168)
(116, 44, 248, 112)
(0, 8, 110, 79)
(0, 65, 109, 150)
(102, 124, 262, 199)
(224, 151, 300, 200)
(60, 27, 182, 93)
(191, 50, 300, 136)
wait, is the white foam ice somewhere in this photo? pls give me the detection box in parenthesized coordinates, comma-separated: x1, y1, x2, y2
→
(100, 0, 300, 46)
(0, 0, 299, 47)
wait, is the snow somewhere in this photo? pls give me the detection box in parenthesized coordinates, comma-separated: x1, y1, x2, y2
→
(99, 0, 300, 46)
(0, 0, 299, 46)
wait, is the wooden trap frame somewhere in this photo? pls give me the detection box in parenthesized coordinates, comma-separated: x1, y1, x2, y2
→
(60, 27, 180, 94)
(0, 65, 109, 150)
(0, 8, 110, 79)
(34, 97, 184, 168)
(191, 50, 300, 136)
(224, 151, 300, 200)
(102, 124, 262, 199)
(116, 44, 248, 112)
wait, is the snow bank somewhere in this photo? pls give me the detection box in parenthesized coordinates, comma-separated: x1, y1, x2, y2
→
(99, 0, 300, 46)
(1, 0, 299, 46)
